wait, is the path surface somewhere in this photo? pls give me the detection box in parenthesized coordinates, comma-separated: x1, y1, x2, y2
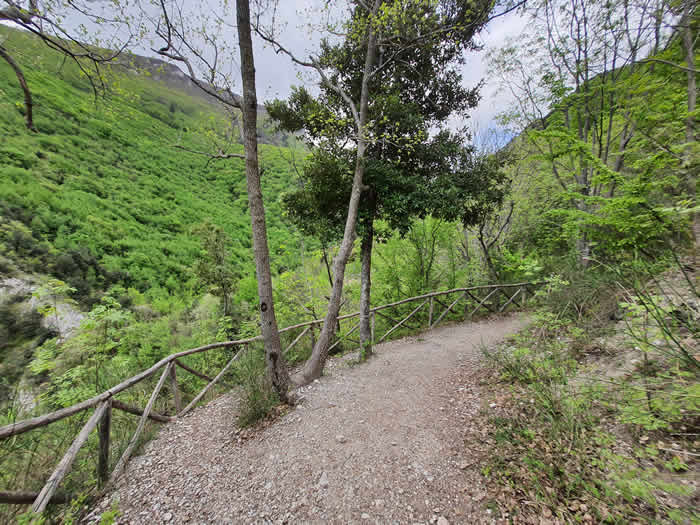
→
(88, 315, 527, 525)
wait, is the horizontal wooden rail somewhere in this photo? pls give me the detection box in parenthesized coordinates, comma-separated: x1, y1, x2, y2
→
(0, 491, 72, 505)
(112, 400, 172, 423)
(174, 359, 215, 383)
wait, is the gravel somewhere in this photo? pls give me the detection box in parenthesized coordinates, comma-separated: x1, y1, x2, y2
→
(86, 315, 527, 524)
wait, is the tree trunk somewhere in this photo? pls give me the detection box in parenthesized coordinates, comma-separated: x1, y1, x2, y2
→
(321, 245, 333, 288)
(236, 0, 290, 402)
(0, 45, 35, 131)
(574, 194, 591, 267)
(359, 218, 374, 358)
(681, 0, 698, 243)
(477, 235, 499, 281)
(292, 8, 379, 386)
(682, 0, 696, 153)
(576, 232, 591, 268)
(461, 228, 470, 261)
(222, 290, 231, 318)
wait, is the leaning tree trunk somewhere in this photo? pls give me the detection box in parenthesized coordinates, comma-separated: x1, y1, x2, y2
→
(359, 215, 374, 358)
(236, 0, 290, 402)
(292, 13, 379, 386)
(0, 45, 34, 131)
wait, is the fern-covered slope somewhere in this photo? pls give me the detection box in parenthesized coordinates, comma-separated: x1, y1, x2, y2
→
(0, 26, 305, 302)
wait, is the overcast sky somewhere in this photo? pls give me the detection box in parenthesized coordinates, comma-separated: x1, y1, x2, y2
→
(3, 1, 527, 138)
(250, 2, 527, 137)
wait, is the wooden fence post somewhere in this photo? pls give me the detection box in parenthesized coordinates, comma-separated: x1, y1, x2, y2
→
(169, 363, 182, 414)
(98, 398, 112, 487)
(428, 297, 434, 328)
(33, 401, 110, 513)
(109, 364, 171, 484)
(370, 312, 375, 346)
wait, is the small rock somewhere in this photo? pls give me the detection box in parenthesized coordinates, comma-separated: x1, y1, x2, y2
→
(437, 518, 449, 525)
(361, 513, 370, 520)
(336, 434, 347, 444)
(163, 512, 173, 521)
(319, 471, 329, 488)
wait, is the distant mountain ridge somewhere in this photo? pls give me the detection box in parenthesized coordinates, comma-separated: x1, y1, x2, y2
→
(119, 52, 267, 114)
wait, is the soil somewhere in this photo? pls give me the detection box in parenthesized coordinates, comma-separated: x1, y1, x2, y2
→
(87, 314, 528, 525)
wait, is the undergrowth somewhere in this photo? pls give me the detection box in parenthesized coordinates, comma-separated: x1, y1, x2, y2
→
(479, 268, 699, 523)
(234, 347, 280, 428)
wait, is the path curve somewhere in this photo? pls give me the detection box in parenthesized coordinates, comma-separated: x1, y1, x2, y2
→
(88, 315, 527, 524)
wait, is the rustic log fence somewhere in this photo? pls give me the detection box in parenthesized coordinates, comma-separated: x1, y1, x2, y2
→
(0, 281, 543, 515)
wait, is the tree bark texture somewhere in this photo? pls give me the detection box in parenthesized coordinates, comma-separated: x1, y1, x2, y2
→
(359, 218, 374, 358)
(236, 0, 290, 401)
(292, 3, 380, 385)
(682, 0, 697, 154)
(681, 0, 698, 243)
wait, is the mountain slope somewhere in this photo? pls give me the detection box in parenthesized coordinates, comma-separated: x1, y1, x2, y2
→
(0, 25, 306, 303)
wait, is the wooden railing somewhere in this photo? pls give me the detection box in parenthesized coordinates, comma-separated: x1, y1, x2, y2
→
(0, 281, 544, 514)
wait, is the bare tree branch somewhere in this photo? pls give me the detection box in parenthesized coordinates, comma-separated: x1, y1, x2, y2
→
(0, 43, 35, 131)
(640, 57, 698, 73)
(153, 0, 242, 109)
(1, 0, 134, 128)
(171, 144, 245, 167)
(254, 24, 361, 130)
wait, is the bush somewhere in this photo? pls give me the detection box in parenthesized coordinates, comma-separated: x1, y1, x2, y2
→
(234, 347, 279, 427)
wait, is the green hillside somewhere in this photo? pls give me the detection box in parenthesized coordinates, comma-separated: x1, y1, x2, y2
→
(0, 26, 305, 304)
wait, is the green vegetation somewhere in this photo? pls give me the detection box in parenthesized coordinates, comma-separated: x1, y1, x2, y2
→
(0, 0, 697, 520)
(0, 22, 497, 521)
(0, 25, 305, 305)
(467, 0, 699, 519)
(480, 266, 698, 523)
(234, 347, 280, 428)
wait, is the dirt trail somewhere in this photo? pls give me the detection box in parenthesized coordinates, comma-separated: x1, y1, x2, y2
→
(88, 315, 527, 525)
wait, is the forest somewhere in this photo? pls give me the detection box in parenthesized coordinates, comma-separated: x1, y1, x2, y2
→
(0, 0, 697, 522)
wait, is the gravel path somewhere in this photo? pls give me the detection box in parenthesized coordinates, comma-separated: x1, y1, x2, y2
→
(88, 315, 527, 525)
